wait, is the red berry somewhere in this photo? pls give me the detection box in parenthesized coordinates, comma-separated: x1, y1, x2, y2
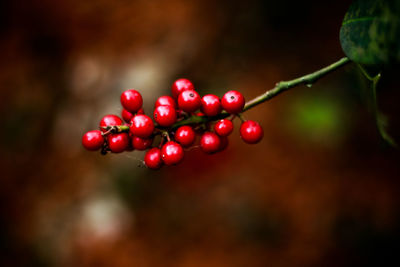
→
(100, 114, 123, 132)
(155, 95, 176, 108)
(130, 114, 154, 138)
(161, 141, 184, 165)
(108, 133, 130, 153)
(144, 148, 163, 170)
(121, 109, 134, 123)
(82, 130, 104, 151)
(201, 94, 221, 116)
(121, 89, 143, 113)
(214, 119, 233, 137)
(153, 105, 177, 127)
(200, 132, 221, 154)
(178, 90, 201, 112)
(240, 120, 263, 144)
(137, 108, 145, 115)
(171, 78, 195, 99)
(132, 136, 153, 150)
(175, 126, 195, 147)
(196, 112, 205, 117)
(221, 90, 245, 114)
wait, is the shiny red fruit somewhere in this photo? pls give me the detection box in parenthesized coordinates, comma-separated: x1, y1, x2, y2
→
(121, 109, 134, 123)
(144, 148, 163, 170)
(108, 133, 130, 153)
(171, 78, 195, 99)
(196, 112, 205, 117)
(82, 130, 104, 151)
(161, 141, 184, 165)
(214, 119, 233, 137)
(132, 136, 153, 150)
(100, 114, 123, 132)
(155, 95, 176, 108)
(240, 120, 263, 144)
(200, 132, 221, 154)
(137, 108, 145, 115)
(175, 126, 195, 147)
(153, 105, 177, 127)
(121, 89, 143, 113)
(130, 115, 154, 138)
(201, 94, 221, 116)
(221, 90, 245, 114)
(178, 90, 201, 112)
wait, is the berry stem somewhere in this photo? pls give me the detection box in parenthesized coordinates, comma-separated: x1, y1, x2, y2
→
(101, 125, 130, 134)
(237, 113, 245, 122)
(163, 131, 171, 142)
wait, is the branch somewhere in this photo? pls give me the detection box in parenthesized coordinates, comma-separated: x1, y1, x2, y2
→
(356, 64, 397, 147)
(104, 57, 351, 133)
(172, 57, 351, 128)
(243, 57, 350, 111)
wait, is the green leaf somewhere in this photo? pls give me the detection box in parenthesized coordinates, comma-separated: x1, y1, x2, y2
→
(340, 0, 400, 65)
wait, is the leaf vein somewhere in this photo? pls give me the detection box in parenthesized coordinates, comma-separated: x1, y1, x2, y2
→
(342, 16, 375, 26)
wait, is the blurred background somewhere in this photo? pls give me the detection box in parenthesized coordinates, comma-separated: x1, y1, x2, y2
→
(1, 0, 400, 266)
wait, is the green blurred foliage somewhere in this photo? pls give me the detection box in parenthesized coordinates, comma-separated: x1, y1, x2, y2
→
(288, 94, 347, 146)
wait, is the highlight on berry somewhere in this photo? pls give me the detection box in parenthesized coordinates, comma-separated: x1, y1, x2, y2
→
(82, 78, 263, 169)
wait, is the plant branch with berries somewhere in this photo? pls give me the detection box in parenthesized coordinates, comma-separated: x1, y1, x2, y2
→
(82, 57, 352, 169)
(171, 57, 351, 129)
(82, 0, 400, 169)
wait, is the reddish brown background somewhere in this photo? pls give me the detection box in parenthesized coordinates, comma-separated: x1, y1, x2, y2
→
(1, 0, 400, 266)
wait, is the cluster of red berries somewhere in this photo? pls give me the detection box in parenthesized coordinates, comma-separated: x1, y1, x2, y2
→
(82, 78, 263, 169)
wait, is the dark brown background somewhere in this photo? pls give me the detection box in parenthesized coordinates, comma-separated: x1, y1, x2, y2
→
(1, 0, 400, 266)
